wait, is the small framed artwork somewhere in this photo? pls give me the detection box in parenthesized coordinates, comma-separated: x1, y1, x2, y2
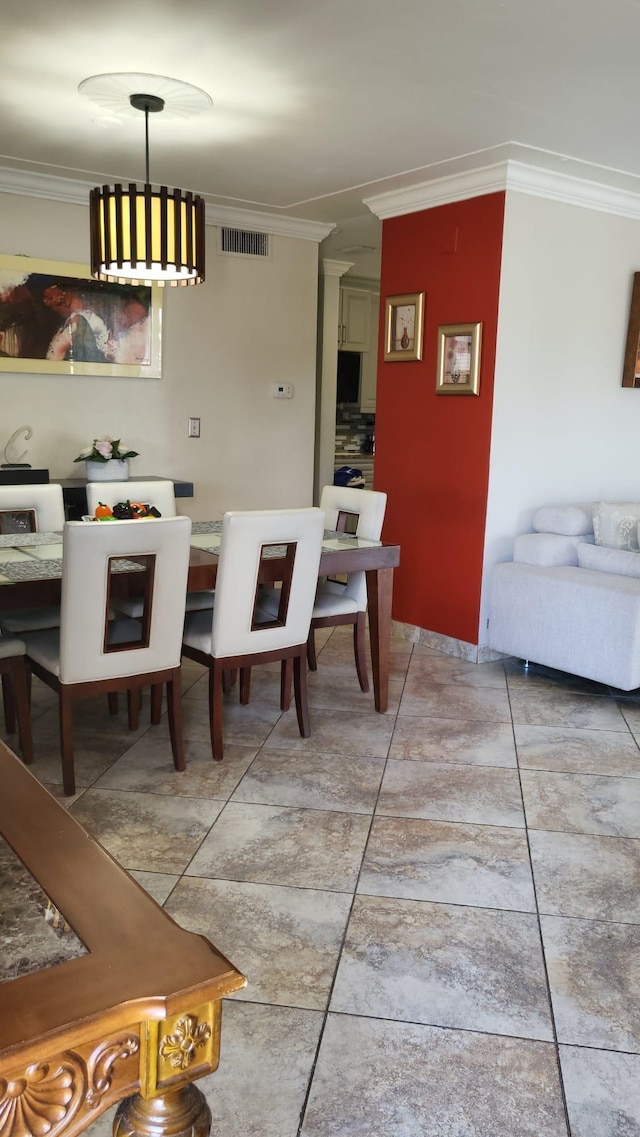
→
(436, 322, 482, 396)
(384, 292, 425, 361)
(0, 254, 162, 378)
(622, 272, 640, 387)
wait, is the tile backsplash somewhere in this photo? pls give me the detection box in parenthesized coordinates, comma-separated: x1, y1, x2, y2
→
(335, 407, 375, 487)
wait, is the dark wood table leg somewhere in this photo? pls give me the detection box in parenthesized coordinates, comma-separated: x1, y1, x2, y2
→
(366, 566, 394, 713)
(114, 1083, 211, 1137)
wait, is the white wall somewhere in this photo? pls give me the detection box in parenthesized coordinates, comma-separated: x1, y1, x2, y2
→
(480, 191, 640, 643)
(0, 193, 320, 519)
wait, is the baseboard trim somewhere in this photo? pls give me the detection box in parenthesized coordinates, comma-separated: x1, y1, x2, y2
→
(392, 620, 507, 664)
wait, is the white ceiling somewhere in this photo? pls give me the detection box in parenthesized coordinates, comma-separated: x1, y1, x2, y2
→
(3, 0, 640, 278)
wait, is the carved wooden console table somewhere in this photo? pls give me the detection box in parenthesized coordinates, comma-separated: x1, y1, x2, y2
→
(0, 741, 245, 1137)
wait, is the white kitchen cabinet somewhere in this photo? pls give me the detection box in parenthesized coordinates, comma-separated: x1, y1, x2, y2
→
(359, 290, 379, 412)
(338, 285, 372, 352)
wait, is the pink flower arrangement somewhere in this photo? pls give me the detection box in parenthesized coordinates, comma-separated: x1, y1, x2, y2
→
(74, 436, 139, 463)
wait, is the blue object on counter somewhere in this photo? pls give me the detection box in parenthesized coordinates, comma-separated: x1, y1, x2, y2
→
(334, 466, 365, 488)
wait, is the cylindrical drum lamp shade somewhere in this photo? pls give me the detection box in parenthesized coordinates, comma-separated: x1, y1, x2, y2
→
(90, 182, 205, 286)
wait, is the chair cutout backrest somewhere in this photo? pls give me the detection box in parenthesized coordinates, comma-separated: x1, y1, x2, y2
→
(85, 480, 177, 517)
(59, 516, 192, 683)
(211, 508, 325, 659)
(0, 484, 65, 533)
(319, 485, 387, 610)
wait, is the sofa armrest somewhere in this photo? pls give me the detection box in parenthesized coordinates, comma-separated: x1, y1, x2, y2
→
(513, 532, 595, 567)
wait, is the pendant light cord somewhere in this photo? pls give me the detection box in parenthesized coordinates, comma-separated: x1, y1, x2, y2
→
(144, 104, 150, 185)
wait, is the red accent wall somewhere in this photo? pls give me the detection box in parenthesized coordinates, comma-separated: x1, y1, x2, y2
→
(374, 193, 505, 645)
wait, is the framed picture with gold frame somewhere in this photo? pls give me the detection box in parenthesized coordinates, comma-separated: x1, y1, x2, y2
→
(0, 254, 162, 378)
(384, 291, 425, 361)
(436, 322, 482, 396)
(622, 271, 640, 387)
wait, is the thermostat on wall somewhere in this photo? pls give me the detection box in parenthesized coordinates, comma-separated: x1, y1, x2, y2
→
(272, 383, 294, 399)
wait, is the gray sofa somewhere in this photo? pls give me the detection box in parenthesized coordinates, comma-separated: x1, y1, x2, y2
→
(488, 503, 640, 690)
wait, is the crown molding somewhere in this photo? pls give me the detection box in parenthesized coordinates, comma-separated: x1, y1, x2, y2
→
(321, 258, 354, 277)
(203, 201, 334, 242)
(364, 159, 640, 221)
(0, 165, 335, 243)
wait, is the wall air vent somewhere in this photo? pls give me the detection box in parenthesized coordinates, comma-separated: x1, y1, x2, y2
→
(218, 227, 270, 258)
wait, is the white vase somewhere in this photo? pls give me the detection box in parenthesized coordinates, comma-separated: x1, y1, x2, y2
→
(85, 459, 130, 482)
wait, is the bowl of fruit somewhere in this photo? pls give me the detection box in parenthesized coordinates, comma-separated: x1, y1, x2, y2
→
(86, 501, 163, 521)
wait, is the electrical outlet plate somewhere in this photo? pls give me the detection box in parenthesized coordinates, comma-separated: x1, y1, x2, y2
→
(188, 417, 200, 437)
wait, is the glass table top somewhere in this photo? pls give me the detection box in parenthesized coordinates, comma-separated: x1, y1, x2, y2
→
(0, 524, 383, 583)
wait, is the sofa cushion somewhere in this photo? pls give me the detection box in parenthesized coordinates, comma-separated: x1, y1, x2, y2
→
(577, 542, 640, 579)
(514, 532, 595, 567)
(592, 502, 640, 550)
(532, 504, 594, 536)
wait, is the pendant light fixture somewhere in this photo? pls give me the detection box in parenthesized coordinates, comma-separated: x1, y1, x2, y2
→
(88, 88, 206, 286)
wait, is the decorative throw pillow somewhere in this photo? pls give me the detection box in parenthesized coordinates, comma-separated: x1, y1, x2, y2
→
(592, 502, 640, 550)
(532, 504, 594, 536)
(578, 542, 640, 579)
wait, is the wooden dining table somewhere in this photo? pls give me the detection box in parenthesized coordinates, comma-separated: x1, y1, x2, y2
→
(0, 738, 245, 1137)
(0, 523, 400, 713)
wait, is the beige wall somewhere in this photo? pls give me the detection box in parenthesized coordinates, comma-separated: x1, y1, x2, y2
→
(0, 193, 320, 519)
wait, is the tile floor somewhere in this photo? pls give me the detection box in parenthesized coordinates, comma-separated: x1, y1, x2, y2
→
(4, 629, 640, 1136)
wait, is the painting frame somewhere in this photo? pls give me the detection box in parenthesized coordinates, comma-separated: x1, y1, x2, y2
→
(383, 291, 425, 361)
(0, 254, 162, 378)
(435, 322, 482, 396)
(622, 271, 640, 388)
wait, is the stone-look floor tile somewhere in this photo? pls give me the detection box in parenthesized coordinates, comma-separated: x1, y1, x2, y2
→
(330, 895, 553, 1040)
(509, 689, 627, 730)
(619, 702, 640, 747)
(505, 660, 608, 696)
(94, 733, 258, 798)
(307, 665, 405, 716)
(231, 748, 385, 814)
(27, 726, 129, 788)
(388, 716, 517, 766)
(202, 1001, 324, 1137)
(529, 830, 640, 922)
(300, 1015, 568, 1137)
(186, 802, 370, 891)
(183, 668, 281, 705)
(376, 759, 525, 827)
(165, 876, 351, 1010)
(398, 680, 512, 722)
(542, 914, 640, 1051)
(521, 769, 640, 837)
(559, 1045, 640, 1137)
(265, 707, 394, 758)
(406, 654, 508, 689)
(35, 698, 150, 737)
(358, 816, 535, 911)
(69, 788, 223, 873)
(178, 696, 283, 748)
(41, 783, 87, 807)
(128, 869, 179, 906)
(515, 723, 640, 777)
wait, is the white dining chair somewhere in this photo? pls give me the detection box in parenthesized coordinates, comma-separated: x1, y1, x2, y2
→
(0, 632, 33, 764)
(87, 479, 215, 615)
(85, 479, 178, 517)
(20, 515, 192, 795)
(0, 483, 65, 641)
(259, 485, 387, 695)
(181, 507, 325, 761)
(0, 483, 65, 534)
(310, 485, 387, 689)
